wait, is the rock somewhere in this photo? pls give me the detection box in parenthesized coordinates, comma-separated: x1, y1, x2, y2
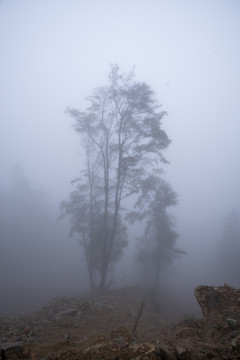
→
(230, 334, 240, 350)
(55, 309, 78, 320)
(226, 318, 237, 329)
(175, 346, 192, 360)
(194, 286, 221, 317)
(158, 346, 173, 360)
(1, 341, 24, 351)
(222, 330, 239, 344)
(0, 342, 25, 359)
(174, 326, 198, 338)
(133, 343, 159, 359)
(194, 285, 240, 319)
(110, 325, 134, 344)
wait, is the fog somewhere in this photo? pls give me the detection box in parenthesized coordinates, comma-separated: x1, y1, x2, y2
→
(1, 0, 240, 316)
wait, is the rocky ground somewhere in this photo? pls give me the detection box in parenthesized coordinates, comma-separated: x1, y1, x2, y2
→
(1, 285, 240, 359)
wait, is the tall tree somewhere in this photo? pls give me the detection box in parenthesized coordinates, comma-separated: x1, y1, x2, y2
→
(128, 175, 184, 287)
(62, 64, 170, 290)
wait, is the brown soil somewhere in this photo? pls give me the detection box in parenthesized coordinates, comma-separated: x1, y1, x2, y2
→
(1, 286, 240, 359)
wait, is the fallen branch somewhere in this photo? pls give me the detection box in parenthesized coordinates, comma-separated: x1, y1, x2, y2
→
(132, 300, 145, 336)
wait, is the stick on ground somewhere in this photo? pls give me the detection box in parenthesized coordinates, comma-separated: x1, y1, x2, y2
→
(132, 300, 145, 336)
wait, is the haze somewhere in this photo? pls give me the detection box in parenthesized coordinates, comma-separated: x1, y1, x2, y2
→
(1, 0, 240, 315)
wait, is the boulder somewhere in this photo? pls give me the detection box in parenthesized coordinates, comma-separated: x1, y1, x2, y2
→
(194, 284, 240, 319)
(0, 342, 26, 359)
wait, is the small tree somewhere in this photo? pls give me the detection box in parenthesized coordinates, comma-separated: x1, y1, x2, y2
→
(61, 64, 170, 290)
(128, 175, 184, 287)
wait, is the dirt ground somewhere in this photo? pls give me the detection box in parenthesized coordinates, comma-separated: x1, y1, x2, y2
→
(1, 286, 240, 359)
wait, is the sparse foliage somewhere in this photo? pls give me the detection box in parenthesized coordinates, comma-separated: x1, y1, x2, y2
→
(60, 64, 172, 290)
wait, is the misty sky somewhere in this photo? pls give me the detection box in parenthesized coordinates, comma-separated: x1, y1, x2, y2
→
(1, 0, 240, 287)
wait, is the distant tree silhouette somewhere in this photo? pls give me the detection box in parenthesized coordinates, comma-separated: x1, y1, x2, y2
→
(216, 210, 240, 286)
(127, 175, 185, 287)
